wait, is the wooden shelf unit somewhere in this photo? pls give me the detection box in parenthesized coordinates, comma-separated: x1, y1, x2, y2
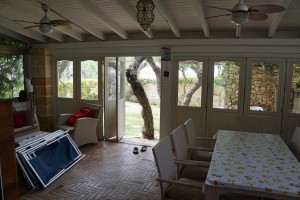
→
(0, 100, 19, 200)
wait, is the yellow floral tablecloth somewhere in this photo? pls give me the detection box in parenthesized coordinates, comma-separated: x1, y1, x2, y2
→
(206, 130, 300, 198)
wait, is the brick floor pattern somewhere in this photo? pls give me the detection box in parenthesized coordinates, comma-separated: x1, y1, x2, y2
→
(19, 141, 161, 200)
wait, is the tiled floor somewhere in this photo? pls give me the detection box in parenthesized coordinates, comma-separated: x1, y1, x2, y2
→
(19, 140, 160, 200)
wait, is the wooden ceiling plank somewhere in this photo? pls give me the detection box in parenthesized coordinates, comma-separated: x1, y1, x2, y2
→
(74, 0, 128, 39)
(57, 29, 85, 41)
(192, 0, 210, 37)
(114, 0, 154, 39)
(0, 16, 46, 42)
(152, 0, 181, 38)
(268, 0, 292, 38)
(39, 0, 105, 40)
(0, 26, 32, 43)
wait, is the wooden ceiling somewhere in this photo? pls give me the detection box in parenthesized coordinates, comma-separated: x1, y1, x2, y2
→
(0, 0, 298, 44)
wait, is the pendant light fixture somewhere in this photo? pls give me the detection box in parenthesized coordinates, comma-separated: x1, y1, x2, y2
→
(136, 0, 155, 31)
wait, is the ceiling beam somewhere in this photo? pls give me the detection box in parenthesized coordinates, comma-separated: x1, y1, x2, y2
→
(152, 0, 181, 38)
(192, 0, 210, 37)
(74, 0, 128, 39)
(57, 29, 85, 41)
(0, 16, 46, 43)
(0, 26, 32, 43)
(268, 0, 292, 38)
(39, 0, 105, 40)
(114, 0, 154, 39)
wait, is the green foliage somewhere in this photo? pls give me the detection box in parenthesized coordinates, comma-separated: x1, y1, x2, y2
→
(81, 78, 98, 100)
(178, 77, 196, 84)
(0, 53, 24, 98)
(58, 80, 73, 98)
(0, 36, 26, 48)
(214, 76, 225, 87)
(58, 78, 99, 99)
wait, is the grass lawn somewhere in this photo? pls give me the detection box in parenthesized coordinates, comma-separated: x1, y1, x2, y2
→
(125, 101, 160, 139)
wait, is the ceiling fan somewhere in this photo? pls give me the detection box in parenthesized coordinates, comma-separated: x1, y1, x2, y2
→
(14, 4, 71, 34)
(206, 0, 286, 25)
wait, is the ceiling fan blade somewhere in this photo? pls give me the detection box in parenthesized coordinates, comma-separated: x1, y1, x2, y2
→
(249, 13, 268, 21)
(50, 19, 71, 26)
(55, 25, 72, 30)
(248, 5, 285, 14)
(206, 14, 231, 19)
(206, 6, 232, 12)
(24, 25, 40, 29)
(14, 20, 40, 24)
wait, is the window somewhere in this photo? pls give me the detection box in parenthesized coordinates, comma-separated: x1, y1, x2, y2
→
(0, 35, 26, 99)
(213, 61, 240, 110)
(249, 61, 280, 112)
(177, 60, 203, 107)
(290, 63, 300, 113)
(57, 60, 74, 98)
(80, 60, 98, 100)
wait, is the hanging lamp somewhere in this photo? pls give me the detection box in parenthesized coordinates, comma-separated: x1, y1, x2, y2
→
(136, 0, 155, 31)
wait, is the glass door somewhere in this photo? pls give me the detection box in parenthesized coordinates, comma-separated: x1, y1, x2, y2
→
(282, 60, 300, 142)
(243, 59, 286, 135)
(79, 59, 102, 139)
(55, 59, 77, 116)
(206, 59, 245, 137)
(104, 57, 125, 141)
(174, 58, 208, 137)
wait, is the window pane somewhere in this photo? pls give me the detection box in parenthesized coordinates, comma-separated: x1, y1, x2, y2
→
(249, 61, 279, 112)
(178, 60, 203, 107)
(107, 57, 117, 99)
(213, 61, 240, 110)
(57, 60, 73, 98)
(81, 60, 98, 100)
(118, 58, 124, 99)
(0, 53, 24, 98)
(290, 64, 300, 113)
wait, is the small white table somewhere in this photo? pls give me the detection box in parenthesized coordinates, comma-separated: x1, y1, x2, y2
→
(205, 130, 300, 200)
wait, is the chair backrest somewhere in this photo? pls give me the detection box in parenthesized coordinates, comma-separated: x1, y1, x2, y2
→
(170, 126, 189, 160)
(184, 118, 196, 146)
(290, 127, 300, 157)
(152, 136, 176, 199)
(80, 102, 102, 120)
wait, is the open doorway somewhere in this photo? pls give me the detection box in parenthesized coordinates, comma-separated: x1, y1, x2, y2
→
(119, 56, 161, 146)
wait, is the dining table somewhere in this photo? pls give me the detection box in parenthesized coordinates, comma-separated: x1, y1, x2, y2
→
(204, 130, 300, 200)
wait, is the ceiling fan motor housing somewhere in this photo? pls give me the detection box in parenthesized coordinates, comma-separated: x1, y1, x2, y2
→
(39, 16, 53, 34)
(231, 1, 249, 25)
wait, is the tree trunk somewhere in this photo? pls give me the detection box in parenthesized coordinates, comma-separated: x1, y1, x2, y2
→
(146, 57, 161, 97)
(181, 72, 202, 106)
(126, 56, 154, 139)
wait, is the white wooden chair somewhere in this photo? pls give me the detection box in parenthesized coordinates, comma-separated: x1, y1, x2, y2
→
(184, 118, 215, 161)
(56, 103, 102, 147)
(289, 127, 300, 160)
(170, 126, 210, 181)
(152, 136, 205, 200)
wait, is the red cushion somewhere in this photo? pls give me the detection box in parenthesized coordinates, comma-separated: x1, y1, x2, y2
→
(73, 110, 84, 118)
(80, 108, 93, 118)
(66, 108, 93, 127)
(14, 112, 25, 128)
(66, 115, 77, 126)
